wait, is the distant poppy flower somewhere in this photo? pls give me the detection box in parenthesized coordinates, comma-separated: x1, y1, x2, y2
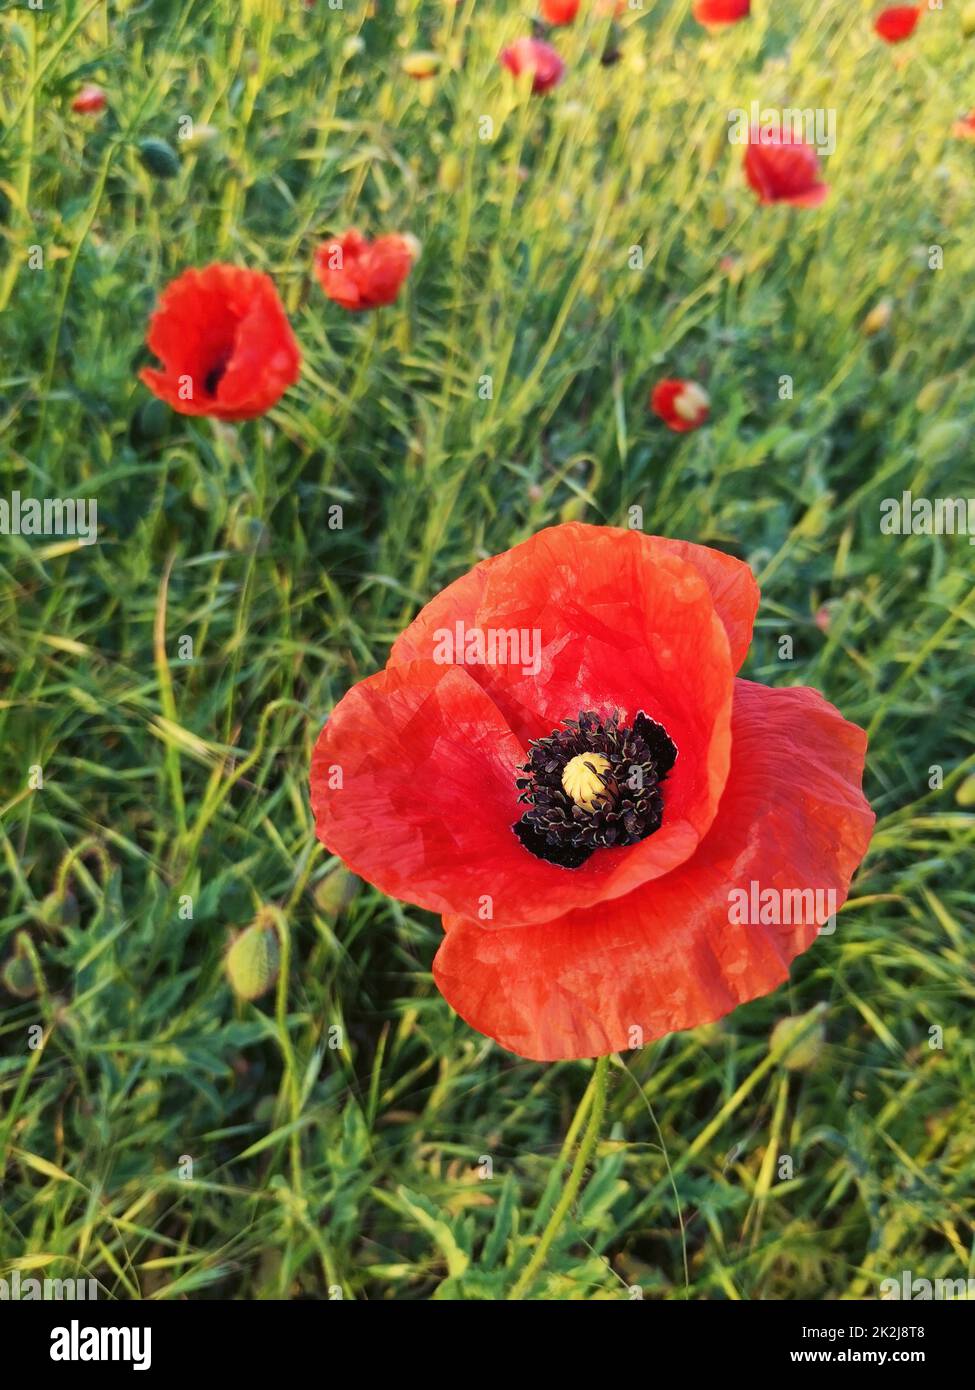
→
(952, 110, 975, 140)
(72, 84, 107, 114)
(693, 0, 750, 24)
(744, 128, 829, 207)
(651, 379, 710, 432)
(500, 37, 566, 94)
(874, 5, 921, 42)
(310, 523, 874, 1061)
(140, 264, 301, 420)
(541, 0, 580, 23)
(314, 230, 416, 311)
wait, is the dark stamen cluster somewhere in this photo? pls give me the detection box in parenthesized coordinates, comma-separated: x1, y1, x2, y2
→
(513, 709, 677, 869)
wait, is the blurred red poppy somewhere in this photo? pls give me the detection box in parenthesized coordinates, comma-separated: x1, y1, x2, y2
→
(651, 379, 710, 432)
(952, 110, 975, 140)
(744, 128, 829, 206)
(314, 230, 416, 311)
(693, 0, 750, 24)
(310, 524, 874, 1061)
(874, 6, 921, 42)
(500, 37, 566, 93)
(140, 264, 301, 420)
(541, 0, 580, 22)
(71, 84, 107, 114)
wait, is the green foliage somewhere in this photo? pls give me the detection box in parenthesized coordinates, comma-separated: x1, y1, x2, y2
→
(0, 0, 972, 1301)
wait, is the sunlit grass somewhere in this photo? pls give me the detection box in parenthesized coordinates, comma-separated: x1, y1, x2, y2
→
(0, 0, 973, 1299)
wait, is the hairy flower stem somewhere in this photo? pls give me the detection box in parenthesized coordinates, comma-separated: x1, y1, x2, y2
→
(508, 1054, 610, 1300)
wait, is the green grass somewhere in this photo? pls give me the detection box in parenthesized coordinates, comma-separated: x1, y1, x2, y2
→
(1, 0, 974, 1300)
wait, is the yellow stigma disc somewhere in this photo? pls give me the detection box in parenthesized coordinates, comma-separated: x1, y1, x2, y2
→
(561, 753, 612, 812)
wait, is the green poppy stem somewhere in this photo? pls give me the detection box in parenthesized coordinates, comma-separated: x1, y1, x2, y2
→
(508, 1053, 610, 1300)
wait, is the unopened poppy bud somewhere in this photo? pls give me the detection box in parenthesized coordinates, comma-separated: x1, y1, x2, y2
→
(226, 912, 281, 1002)
(181, 123, 220, 150)
(770, 1006, 826, 1071)
(914, 378, 948, 413)
(956, 773, 975, 807)
(314, 867, 362, 921)
(438, 153, 463, 192)
(963, 4, 975, 37)
(561, 753, 613, 811)
(861, 299, 892, 335)
(2, 935, 39, 999)
(402, 51, 442, 80)
(138, 137, 181, 180)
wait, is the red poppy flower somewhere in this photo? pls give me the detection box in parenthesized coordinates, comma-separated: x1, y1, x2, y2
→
(744, 128, 829, 207)
(651, 379, 710, 432)
(140, 264, 301, 421)
(874, 5, 921, 41)
(499, 37, 566, 94)
(541, 0, 580, 23)
(310, 524, 874, 1061)
(314, 230, 416, 312)
(693, 0, 750, 24)
(952, 110, 975, 140)
(71, 84, 107, 114)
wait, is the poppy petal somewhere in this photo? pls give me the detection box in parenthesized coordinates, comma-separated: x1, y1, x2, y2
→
(433, 679, 875, 1060)
(391, 524, 758, 676)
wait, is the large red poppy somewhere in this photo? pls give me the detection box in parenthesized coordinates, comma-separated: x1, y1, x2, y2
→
(140, 264, 301, 420)
(874, 5, 921, 42)
(744, 128, 829, 207)
(314, 230, 415, 312)
(693, 0, 750, 24)
(310, 525, 873, 1061)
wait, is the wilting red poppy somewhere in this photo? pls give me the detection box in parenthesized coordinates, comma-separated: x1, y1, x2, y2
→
(314, 230, 416, 312)
(744, 128, 829, 207)
(310, 524, 874, 1061)
(693, 0, 750, 24)
(651, 379, 710, 432)
(140, 264, 301, 420)
(500, 37, 566, 94)
(874, 5, 921, 42)
(541, 0, 580, 23)
(72, 84, 107, 114)
(952, 110, 975, 140)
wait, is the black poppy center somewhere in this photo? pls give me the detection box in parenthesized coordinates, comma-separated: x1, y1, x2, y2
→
(204, 350, 233, 398)
(513, 709, 677, 869)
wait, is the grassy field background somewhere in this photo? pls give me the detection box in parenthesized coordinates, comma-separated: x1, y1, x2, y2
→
(1, 0, 974, 1300)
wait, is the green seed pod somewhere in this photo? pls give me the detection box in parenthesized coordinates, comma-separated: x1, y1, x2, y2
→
(226, 916, 280, 1002)
(138, 137, 181, 180)
(770, 1006, 826, 1071)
